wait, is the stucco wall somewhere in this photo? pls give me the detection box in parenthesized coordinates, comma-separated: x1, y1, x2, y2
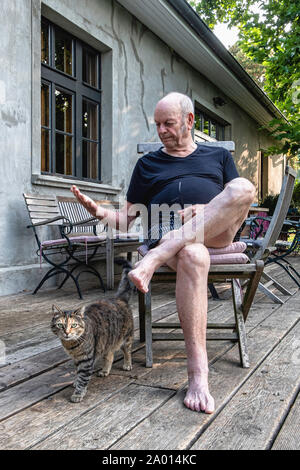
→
(0, 0, 283, 295)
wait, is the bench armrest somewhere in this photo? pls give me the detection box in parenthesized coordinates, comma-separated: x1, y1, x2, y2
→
(27, 215, 70, 228)
(69, 217, 99, 227)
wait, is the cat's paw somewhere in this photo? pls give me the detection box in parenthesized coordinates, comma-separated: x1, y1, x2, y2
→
(97, 369, 110, 377)
(123, 364, 132, 371)
(70, 393, 84, 403)
(70, 388, 87, 402)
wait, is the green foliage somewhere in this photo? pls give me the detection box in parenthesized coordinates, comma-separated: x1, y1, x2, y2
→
(260, 181, 300, 215)
(259, 194, 279, 216)
(229, 43, 265, 88)
(189, 0, 300, 161)
(292, 181, 300, 209)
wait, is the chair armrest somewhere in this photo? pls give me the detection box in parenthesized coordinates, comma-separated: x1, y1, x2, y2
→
(69, 217, 99, 227)
(27, 215, 70, 228)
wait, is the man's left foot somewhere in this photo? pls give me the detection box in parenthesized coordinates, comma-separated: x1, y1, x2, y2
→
(183, 375, 215, 414)
(128, 263, 155, 293)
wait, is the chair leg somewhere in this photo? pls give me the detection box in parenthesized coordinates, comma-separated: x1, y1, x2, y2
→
(145, 287, 153, 368)
(106, 235, 114, 290)
(261, 271, 292, 295)
(138, 291, 146, 343)
(208, 283, 220, 300)
(258, 282, 284, 304)
(232, 279, 250, 368)
(138, 287, 153, 367)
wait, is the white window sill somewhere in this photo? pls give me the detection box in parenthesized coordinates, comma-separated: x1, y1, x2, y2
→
(31, 174, 121, 195)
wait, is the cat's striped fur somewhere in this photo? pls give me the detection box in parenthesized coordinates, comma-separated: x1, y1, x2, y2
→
(51, 259, 134, 403)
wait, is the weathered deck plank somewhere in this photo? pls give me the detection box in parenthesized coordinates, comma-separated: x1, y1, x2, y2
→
(32, 384, 175, 450)
(111, 292, 300, 450)
(271, 392, 300, 450)
(191, 321, 300, 450)
(0, 257, 298, 451)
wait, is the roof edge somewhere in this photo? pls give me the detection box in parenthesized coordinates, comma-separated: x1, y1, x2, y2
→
(166, 0, 287, 122)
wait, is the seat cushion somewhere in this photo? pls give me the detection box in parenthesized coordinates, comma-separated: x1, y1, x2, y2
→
(138, 241, 249, 263)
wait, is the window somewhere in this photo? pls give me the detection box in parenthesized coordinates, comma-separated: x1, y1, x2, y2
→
(41, 18, 101, 181)
(194, 108, 225, 141)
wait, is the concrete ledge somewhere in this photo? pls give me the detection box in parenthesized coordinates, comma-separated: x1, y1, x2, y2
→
(0, 264, 57, 297)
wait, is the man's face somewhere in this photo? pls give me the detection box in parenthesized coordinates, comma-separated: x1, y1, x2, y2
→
(154, 102, 191, 150)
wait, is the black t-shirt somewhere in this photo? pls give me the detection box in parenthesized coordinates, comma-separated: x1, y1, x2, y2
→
(127, 144, 239, 211)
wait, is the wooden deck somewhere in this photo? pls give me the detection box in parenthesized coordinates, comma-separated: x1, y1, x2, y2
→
(0, 256, 299, 450)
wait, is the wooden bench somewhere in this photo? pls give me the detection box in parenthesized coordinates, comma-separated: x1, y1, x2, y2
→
(24, 193, 140, 297)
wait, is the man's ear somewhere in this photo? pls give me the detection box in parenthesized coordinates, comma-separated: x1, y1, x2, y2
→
(187, 112, 194, 130)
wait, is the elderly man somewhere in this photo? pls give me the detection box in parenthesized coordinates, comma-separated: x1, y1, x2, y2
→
(71, 92, 255, 414)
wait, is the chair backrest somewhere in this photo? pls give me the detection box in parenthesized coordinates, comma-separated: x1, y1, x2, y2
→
(253, 165, 297, 260)
(23, 193, 61, 225)
(137, 141, 235, 155)
(57, 197, 119, 234)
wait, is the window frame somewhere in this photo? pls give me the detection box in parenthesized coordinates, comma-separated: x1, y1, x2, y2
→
(41, 17, 102, 182)
(194, 108, 225, 141)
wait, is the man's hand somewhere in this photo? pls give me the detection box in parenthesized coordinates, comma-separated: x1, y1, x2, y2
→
(178, 204, 205, 223)
(70, 185, 106, 219)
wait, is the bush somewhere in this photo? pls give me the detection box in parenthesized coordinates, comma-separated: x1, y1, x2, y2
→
(260, 194, 279, 216)
(292, 181, 300, 209)
(260, 181, 300, 216)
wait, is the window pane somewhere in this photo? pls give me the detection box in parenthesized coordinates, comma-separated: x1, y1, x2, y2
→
(41, 129, 50, 172)
(203, 119, 209, 135)
(194, 113, 202, 131)
(83, 48, 98, 87)
(56, 134, 72, 175)
(55, 29, 73, 75)
(211, 123, 217, 139)
(82, 100, 98, 140)
(55, 89, 72, 133)
(82, 141, 98, 179)
(41, 21, 49, 65)
(41, 83, 50, 127)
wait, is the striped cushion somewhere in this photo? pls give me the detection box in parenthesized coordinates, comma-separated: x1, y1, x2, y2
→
(138, 241, 249, 264)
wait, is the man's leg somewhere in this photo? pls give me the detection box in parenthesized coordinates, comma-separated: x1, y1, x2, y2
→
(129, 177, 255, 293)
(166, 243, 214, 413)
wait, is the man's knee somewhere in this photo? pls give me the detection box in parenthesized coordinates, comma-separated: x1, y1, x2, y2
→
(227, 177, 255, 206)
(177, 244, 210, 272)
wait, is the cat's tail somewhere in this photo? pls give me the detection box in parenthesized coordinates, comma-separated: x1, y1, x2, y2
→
(115, 258, 134, 304)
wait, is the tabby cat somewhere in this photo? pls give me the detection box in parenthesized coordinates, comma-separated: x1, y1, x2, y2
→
(51, 259, 134, 403)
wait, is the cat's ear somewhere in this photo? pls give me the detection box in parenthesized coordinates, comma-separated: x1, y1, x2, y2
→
(74, 306, 85, 318)
(52, 304, 63, 315)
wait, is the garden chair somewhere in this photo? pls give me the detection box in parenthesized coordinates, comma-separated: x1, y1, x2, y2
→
(136, 142, 295, 369)
(57, 197, 141, 290)
(24, 193, 140, 298)
(245, 214, 300, 290)
(24, 193, 107, 298)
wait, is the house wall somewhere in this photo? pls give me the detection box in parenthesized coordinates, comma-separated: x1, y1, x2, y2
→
(0, 0, 283, 295)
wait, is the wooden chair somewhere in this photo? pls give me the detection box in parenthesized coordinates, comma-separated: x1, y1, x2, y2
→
(57, 197, 141, 290)
(24, 194, 140, 298)
(137, 143, 295, 369)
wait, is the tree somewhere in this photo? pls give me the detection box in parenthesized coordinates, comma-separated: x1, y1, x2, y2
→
(189, 0, 300, 162)
(229, 42, 265, 89)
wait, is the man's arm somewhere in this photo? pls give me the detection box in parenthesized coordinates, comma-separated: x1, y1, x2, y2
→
(70, 186, 138, 231)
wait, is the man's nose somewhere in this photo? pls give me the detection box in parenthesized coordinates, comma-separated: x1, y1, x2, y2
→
(158, 124, 167, 133)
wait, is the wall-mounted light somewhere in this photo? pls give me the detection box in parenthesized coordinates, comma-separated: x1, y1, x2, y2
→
(213, 96, 226, 107)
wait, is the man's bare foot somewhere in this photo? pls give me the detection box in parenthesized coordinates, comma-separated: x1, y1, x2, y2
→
(183, 373, 215, 414)
(128, 257, 158, 293)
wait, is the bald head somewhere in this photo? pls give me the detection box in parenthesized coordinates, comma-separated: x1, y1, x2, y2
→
(156, 92, 194, 119)
(154, 92, 195, 152)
